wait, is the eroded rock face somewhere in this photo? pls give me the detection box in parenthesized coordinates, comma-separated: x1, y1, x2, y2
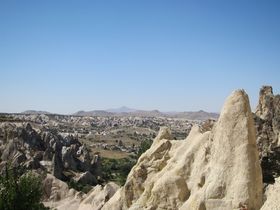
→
(102, 90, 263, 210)
(254, 86, 280, 183)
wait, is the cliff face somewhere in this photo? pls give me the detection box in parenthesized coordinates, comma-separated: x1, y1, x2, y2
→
(102, 90, 263, 210)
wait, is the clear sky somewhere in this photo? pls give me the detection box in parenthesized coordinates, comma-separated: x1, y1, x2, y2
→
(0, 0, 280, 114)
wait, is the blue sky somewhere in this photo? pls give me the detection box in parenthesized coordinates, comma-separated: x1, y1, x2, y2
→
(0, 0, 280, 114)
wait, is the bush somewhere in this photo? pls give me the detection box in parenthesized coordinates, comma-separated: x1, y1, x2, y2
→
(101, 158, 136, 186)
(68, 179, 92, 194)
(137, 139, 152, 158)
(0, 164, 48, 210)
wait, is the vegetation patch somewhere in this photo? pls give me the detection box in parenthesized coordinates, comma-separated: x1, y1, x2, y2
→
(101, 139, 152, 186)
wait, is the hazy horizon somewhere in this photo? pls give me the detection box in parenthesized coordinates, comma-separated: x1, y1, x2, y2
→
(1, 0, 280, 114)
(3, 105, 221, 115)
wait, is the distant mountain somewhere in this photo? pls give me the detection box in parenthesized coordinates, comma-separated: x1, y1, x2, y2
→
(21, 110, 51, 115)
(73, 108, 219, 120)
(73, 110, 114, 117)
(106, 106, 137, 113)
(131, 110, 163, 117)
(167, 110, 219, 121)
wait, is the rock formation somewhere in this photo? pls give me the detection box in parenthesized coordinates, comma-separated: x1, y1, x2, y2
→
(255, 86, 280, 156)
(0, 123, 101, 184)
(254, 86, 280, 183)
(102, 90, 263, 210)
(42, 174, 119, 210)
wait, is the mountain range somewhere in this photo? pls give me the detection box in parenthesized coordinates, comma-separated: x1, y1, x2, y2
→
(73, 106, 219, 120)
(20, 106, 219, 120)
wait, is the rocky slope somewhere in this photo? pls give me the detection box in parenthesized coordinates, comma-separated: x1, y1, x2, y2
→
(101, 90, 263, 210)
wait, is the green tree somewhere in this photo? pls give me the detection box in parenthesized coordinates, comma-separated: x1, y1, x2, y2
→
(0, 164, 48, 210)
(101, 158, 136, 186)
(137, 139, 152, 158)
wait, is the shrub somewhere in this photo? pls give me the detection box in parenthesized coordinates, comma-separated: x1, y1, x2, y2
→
(137, 139, 152, 158)
(0, 164, 49, 210)
(101, 158, 136, 186)
(68, 179, 92, 194)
